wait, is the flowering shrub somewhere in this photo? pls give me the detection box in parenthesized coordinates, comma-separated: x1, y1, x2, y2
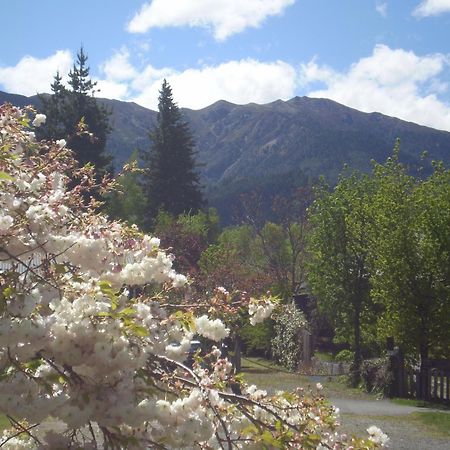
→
(0, 104, 386, 448)
(272, 302, 308, 371)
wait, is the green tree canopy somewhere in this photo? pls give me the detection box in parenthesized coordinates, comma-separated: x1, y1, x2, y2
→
(141, 79, 203, 227)
(369, 152, 450, 361)
(307, 171, 377, 382)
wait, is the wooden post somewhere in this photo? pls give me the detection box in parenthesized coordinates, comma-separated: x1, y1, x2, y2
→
(446, 372, 450, 402)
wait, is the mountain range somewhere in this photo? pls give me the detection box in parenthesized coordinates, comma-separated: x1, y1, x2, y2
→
(2, 90, 449, 222)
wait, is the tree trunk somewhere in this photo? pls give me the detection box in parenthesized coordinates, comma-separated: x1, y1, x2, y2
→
(351, 303, 362, 386)
(419, 342, 429, 400)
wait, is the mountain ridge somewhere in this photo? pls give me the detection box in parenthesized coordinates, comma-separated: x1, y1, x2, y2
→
(1, 90, 449, 221)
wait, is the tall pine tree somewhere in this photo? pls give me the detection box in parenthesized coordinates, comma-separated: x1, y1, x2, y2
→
(38, 47, 112, 181)
(141, 80, 203, 227)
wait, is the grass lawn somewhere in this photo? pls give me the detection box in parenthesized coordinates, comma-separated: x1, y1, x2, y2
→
(240, 357, 311, 392)
(411, 411, 450, 437)
(241, 356, 371, 400)
(391, 397, 450, 410)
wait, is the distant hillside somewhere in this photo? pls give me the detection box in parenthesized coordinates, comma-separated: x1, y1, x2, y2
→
(2, 90, 449, 221)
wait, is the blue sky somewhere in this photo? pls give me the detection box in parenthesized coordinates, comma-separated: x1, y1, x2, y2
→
(1, 0, 450, 131)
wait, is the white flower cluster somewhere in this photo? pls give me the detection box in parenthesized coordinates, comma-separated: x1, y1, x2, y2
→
(32, 113, 46, 127)
(248, 297, 276, 325)
(195, 314, 229, 341)
(367, 425, 390, 447)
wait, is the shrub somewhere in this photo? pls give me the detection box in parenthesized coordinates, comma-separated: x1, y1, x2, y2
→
(240, 319, 274, 357)
(271, 302, 308, 371)
(335, 349, 355, 362)
(361, 357, 393, 395)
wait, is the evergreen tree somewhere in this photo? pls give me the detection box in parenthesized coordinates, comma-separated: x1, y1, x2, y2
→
(141, 79, 203, 227)
(38, 47, 112, 181)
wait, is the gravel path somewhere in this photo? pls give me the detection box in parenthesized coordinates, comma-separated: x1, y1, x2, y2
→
(308, 376, 450, 449)
(329, 396, 439, 416)
(336, 412, 450, 450)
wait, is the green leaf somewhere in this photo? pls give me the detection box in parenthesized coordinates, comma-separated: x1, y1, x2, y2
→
(261, 430, 284, 449)
(98, 280, 119, 310)
(126, 324, 149, 337)
(1, 287, 14, 298)
(172, 310, 195, 331)
(241, 425, 258, 436)
(0, 171, 13, 182)
(23, 359, 44, 372)
(98, 280, 113, 290)
(118, 307, 136, 317)
(53, 263, 67, 274)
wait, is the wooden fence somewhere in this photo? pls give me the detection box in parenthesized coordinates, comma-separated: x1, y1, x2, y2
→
(390, 353, 450, 405)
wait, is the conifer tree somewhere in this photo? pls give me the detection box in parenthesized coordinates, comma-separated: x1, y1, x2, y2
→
(141, 79, 203, 227)
(38, 47, 112, 181)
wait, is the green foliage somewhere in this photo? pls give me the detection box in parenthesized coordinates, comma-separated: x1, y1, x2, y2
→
(105, 150, 146, 228)
(335, 349, 355, 363)
(307, 170, 377, 378)
(38, 47, 112, 181)
(369, 149, 450, 360)
(175, 208, 220, 243)
(271, 303, 308, 371)
(239, 189, 312, 300)
(240, 320, 274, 357)
(360, 357, 392, 395)
(308, 144, 450, 368)
(140, 80, 203, 226)
(153, 209, 219, 274)
(198, 225, 270, 292)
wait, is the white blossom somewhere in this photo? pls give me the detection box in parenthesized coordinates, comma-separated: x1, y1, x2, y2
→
(56, 139, 66, 148)
(248, 298, 275, 325)
(367, 425, 390, 447)
(32, 114, 46, 127)
(195, 315, 229, 341)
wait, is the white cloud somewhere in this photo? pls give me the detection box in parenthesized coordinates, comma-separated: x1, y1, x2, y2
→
(95, 79, 131, 100)
(299, 44, 450, 131)
(127, 0, 295, 40)
(375, 1, 388, 17)
(96, 49, 297, 109)
(99, 49, 138, 81)
(132, 59, 297, 110)
(413, 0, 450, 17)
(0, 51, 73, 96)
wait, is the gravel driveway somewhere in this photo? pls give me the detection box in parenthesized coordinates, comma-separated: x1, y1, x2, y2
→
(310, 376, 450, 450)
(336, 410, 449, 450)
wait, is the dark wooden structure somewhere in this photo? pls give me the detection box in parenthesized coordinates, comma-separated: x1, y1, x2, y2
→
(389, 347, 450, 405)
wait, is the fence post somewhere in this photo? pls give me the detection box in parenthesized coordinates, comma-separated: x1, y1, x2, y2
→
(388, 344, 404, 398)
(417, 358, 430, 400)
(303, 329, 312, 364)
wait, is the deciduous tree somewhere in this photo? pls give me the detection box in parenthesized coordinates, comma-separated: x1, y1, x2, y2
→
(369, 151, 450, 365)
(307, 172, 376, 383)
